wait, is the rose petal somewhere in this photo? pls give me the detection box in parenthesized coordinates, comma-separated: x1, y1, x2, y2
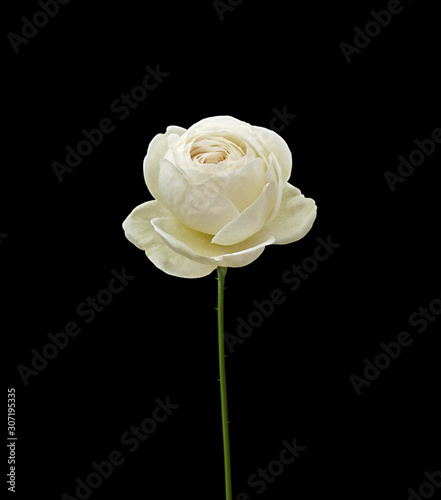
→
(252, 125, 292, 183)
(185, 116, 253, 137)
(144, 125, 187, 201)
(265, 153, 284, 223)
(202, 157, 267, 212)
(158, 158, 240, 235)
(266, 183, 317, 244)
(173, 130, 251, 176)
(122, 201, 216, 278)
(211, 156, 280, 246)
(151, 217, 275, 268)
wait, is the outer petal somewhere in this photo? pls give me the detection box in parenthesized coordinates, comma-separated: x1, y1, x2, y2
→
(158, 158, 240, 235)
(211, 156, 280, 246)
(266, 183, 317, 245)
(122, 201, 216, 278)
(202, 157, 267, 212)
(252, 125, 292, 183)
(151, 217, 275, 268)
(185, 115, 253, 136)
(264, 153, 284, 223)
(143, 125, 187, 201)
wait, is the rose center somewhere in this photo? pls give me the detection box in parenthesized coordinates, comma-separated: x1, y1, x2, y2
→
(190, 143, 228, 165)
(188, 135, 247, 168)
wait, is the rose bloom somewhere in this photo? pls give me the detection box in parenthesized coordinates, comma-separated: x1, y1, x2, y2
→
(123, 116, 317, 278)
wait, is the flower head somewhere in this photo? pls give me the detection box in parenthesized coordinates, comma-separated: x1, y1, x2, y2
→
(123, 116, 317, 278)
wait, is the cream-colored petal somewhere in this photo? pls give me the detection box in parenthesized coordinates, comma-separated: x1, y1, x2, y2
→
(143, 125, 187, 201)
(211, 156, 280, 246)
(158, 158, 239, 235)
(265, 154, 284, 223)
(266, 183, 317, 244)
(203, 157, 267, 212)
(151, 217, 275, 268)
(122, 201, 216, 278)
(185, 116, 253, 137)
(252, 125, 292, 183)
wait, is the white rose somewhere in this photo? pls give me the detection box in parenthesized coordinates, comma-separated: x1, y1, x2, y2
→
(123, 116, 317, 278)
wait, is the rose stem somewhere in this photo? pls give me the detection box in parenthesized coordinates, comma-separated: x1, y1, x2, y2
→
(217, 266, 232, 500)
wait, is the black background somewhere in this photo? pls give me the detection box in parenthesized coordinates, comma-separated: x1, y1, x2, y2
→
(3, 0, 440, 499)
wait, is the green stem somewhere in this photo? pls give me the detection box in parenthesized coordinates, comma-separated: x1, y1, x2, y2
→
(217, 266, 232, 500)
